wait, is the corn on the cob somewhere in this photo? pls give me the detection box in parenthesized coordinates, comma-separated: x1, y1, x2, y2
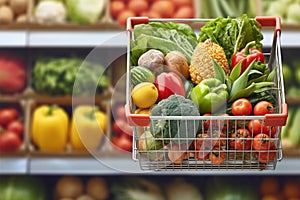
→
(189, 39, 228, 84)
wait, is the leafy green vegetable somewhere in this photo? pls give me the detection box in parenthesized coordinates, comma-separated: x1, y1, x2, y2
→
(65, 0, 105, 24)
(131, 22, 198, 66)
(32, 57, 109, 96)
(198, 14, 263, 64)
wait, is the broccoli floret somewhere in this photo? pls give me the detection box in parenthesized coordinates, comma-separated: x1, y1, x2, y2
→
(150, 95, 200, 145)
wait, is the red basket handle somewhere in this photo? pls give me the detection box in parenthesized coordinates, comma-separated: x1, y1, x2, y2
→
(127, 17, 149, 32)
(264, 103, 288, 126)
(255, 16, 281, 34)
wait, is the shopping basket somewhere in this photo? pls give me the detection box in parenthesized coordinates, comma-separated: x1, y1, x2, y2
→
(125, 16, 288, 171)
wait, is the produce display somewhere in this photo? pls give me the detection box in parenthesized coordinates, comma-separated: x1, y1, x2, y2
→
(31, 104, 108, 152)
(128, 14, 283, 168)
(0, 175, 299, 200)
(32, 0, 107, 25)
(32, 57, 110, 96)
(0, 105, 24, 153)
(109, 0, 195, 26)
(0, 0, 29, 24)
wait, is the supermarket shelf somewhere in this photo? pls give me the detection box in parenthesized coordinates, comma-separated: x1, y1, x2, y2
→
(0, 30, 299, 47)
(0, 156, 28, 174)
(0, 155, 296, 175)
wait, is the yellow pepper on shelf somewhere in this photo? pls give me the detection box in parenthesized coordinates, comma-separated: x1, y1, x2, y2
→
(31, 104, 69, 151)
(70, 105, 107, 151)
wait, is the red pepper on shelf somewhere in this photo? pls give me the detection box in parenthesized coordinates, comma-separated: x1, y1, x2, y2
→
(155, 71, 186, 101)
(231, 41, 265, 73)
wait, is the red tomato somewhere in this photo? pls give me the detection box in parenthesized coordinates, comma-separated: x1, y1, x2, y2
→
(111, 135, 132, 152)
(0, 130, 22, 153)
(0, 108, 19, 126)
(112, 119, 133, 138)
(194, 133, 210, 150)
(229, 128, 252, 150)
(109, 0, 126, 18)
(231, 98, 252, 116)
(151, 0, 175, 18)
(253, 101, 275, 116)
(253, 133, 273, 150)
(6, 120, 24, 138)
(128, 0, 149, 15)
(202, 113, 212, 130)
(117, 10, 136, 27)
(217, 113, 230, 131)
(248, 120, 276, 137)
(173, 6, 194, 18)
(114, 104, 126, 120)
(258, 143, 277, 164)
(155, 72, 185, 101)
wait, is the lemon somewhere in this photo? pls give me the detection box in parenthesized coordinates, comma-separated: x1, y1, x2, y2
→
(135, 108, 151, 115)
(131, 82, 158, 108)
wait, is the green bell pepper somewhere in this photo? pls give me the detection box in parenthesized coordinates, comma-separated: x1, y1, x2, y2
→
(191, 78, 228, 114)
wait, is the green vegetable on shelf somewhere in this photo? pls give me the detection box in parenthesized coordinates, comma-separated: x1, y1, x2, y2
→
(65, 0, 106, 25)
(32, 57, 110, 96)
(0, 176, 46, 200)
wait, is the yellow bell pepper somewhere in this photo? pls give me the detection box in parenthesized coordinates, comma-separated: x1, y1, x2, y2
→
(31, 104, 69, 151)
(70, 105, 107, 151)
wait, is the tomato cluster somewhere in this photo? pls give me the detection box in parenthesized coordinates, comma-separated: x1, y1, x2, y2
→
(190, 100, 278, 164)
(0, 107, 24, 153)
(111, 104, 133, 152)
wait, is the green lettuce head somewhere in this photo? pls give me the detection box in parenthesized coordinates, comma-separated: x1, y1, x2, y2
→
(66, 0, 106, 24)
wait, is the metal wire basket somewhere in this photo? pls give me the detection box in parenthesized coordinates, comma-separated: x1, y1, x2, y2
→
(125, 16, 287, 171)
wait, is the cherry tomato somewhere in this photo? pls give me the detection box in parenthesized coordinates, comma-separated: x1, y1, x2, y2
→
(253, 133, 273, 150)
(209, 147, 226, 164)
(7, 120, 24, 139)
(231, 98, 253, 116)
(258, 143, 277, 164)
(229, 128, 252, 150)
(0, 130, 22, 153)
(253, 101, 275, 116)
(0, 108, 19, 126)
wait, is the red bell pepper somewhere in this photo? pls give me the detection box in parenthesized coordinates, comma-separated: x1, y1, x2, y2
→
(155, 72, 185, 101)
(231, 41, 264, 73)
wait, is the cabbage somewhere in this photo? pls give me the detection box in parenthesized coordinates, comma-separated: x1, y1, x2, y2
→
(65, 0, 105, 24)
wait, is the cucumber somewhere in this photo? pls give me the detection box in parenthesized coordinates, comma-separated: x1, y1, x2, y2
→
(288, 107, 300, 147)
(130, 66, 155, 87)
